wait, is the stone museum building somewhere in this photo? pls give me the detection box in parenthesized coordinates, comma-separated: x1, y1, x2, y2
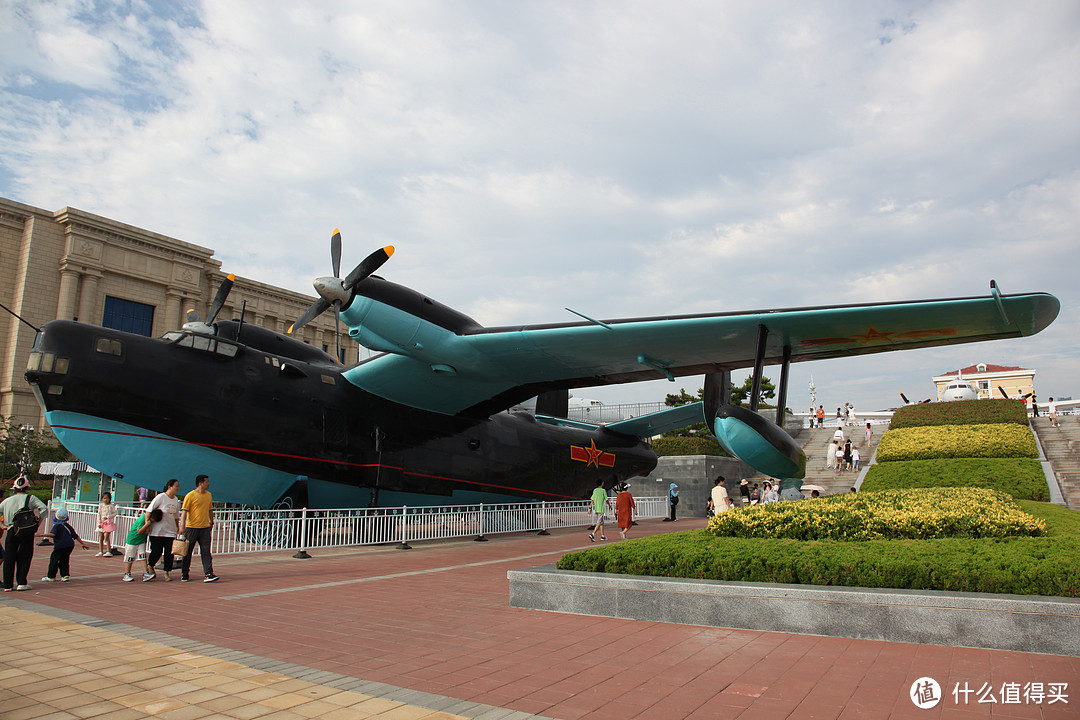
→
(0, 195, 352, 429)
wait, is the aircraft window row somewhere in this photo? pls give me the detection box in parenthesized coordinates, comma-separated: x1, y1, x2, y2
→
(95, 338, 123, 356)
(173, 333, 239, 357)
(27, 351, 69, 374)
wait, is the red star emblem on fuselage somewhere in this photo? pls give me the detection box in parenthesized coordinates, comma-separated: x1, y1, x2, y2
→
(570, 440, 616, 468)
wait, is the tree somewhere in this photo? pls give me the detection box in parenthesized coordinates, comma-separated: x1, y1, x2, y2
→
(0, 416, 73, 485)
(731, 376, 776, 408)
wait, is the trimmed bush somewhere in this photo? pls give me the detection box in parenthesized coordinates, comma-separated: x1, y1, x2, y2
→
(889, 398, 1028, 429)
(705, 487, 1044, 541)
(556, 501, 1080, 597)
(653, 436, 727, 457)
(861, 458, 1048, 500)
(876, 423, 1037, 461)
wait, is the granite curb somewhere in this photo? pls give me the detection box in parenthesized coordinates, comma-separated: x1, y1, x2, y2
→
(509, 564, 1080, 656)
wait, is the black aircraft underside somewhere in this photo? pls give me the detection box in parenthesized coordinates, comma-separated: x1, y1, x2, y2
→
(25, 320, 656, 505)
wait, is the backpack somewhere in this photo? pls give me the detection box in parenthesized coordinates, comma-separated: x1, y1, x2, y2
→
(10, 495, 39, 535)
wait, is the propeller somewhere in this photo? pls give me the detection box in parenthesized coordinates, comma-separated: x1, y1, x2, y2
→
(288, 229, 395, 354)
(184, 274, 235, 330)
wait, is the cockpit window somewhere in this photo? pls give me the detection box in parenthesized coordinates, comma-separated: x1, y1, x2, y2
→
(173, 332, 239, 357)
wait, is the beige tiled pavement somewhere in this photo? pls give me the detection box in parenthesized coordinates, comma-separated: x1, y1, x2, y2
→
(0, 604, 483, 720)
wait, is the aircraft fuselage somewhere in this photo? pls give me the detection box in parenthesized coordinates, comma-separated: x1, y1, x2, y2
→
(25, 320, 656, 506)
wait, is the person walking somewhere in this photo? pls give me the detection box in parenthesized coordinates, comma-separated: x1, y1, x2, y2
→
(1, 477, 48, 591)
(865, 421, 873, 447)
(179, 474, 218, 582)
(145, 479, 181, 581)
(1048, 398, 1061, 427)
(587, 480, 608, 541)
(39, 508, 89, 582)
(615, 483, 636, 540)
(816, 406, 825, 429)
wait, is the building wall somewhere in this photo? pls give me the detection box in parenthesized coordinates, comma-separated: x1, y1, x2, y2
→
(0, 196, 354, 429)
(931, 365, 1036, 401)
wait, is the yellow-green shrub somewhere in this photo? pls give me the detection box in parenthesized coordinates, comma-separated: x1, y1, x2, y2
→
(876, 423, 1037, 461)
(706, 487, 1044, 541)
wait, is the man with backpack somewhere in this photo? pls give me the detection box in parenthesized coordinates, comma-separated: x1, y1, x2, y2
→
(1, 476, 48, 591)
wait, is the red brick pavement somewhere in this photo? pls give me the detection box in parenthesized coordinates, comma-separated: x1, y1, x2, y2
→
(8, 517, 1079, 719)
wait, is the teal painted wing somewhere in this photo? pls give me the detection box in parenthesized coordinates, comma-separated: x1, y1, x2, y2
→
(342, 289, 1059, 416)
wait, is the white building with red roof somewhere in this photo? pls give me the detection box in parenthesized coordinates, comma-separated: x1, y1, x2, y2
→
(931, 363, 1035, 402)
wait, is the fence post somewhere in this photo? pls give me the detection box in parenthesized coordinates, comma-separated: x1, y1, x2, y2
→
(474, 503, 488, 542)
(293, 507, 311, 558)
(537, 501, 550, 535)
(398, 506, 412, 549)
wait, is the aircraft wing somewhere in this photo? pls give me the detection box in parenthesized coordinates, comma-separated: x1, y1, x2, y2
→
(341, 287, 1059, 417)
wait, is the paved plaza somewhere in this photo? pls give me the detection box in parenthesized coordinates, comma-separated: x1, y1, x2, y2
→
(1, 517, 1077, 719)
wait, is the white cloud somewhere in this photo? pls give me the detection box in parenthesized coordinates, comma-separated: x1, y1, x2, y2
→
(1, 0, 1077, 410)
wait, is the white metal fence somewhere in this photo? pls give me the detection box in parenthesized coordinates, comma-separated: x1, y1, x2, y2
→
(51, 496, 668, 556)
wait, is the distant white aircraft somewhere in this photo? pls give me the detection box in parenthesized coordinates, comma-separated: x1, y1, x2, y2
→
(940, 376, 979, 402)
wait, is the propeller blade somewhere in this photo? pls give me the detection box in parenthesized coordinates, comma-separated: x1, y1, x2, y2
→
(185, 308, 202, 324)
(206, 273, 235, 325)
(288, 297, 331, 334)
(331, 229, 342, 279)
(343, 246, 395, 290)
(899, 392, 911, 405)
(997, 385, 1010, 399)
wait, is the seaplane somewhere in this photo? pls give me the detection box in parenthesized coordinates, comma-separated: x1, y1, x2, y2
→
(21, 232, 1061, 507)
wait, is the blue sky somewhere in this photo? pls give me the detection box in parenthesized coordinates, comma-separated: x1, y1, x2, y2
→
(2, 0, 1078, 411)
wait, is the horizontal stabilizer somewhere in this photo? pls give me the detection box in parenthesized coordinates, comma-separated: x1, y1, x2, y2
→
(604, 402, 707, 437)
(534, 401, 707, 437)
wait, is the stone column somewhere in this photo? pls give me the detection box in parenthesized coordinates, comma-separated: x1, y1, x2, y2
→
(56, 268, 81, 321)
(75, 270, 102, 324)
(165, 290, 183, 331)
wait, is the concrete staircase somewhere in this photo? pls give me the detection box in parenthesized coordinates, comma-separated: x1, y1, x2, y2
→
(1032, 415, 1080, 510)
(747, 423, 881, 496)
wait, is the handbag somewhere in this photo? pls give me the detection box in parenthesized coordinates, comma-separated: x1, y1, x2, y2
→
(100, 519, 117, 533)
(171, 538, 190, 556)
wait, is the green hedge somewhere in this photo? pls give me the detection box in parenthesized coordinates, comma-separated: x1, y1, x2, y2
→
(653, 436, 727, 457)
(876, 423, 1038, 461)
(889, 398, 1028, 429)
(861, 458, 1048, 500)
(557, 501, 1080, 596)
